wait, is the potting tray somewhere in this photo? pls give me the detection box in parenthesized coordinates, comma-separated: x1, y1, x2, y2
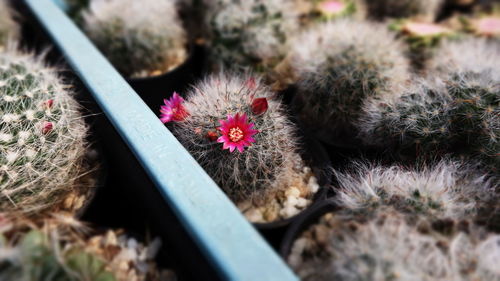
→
(21, 0, 299, 280)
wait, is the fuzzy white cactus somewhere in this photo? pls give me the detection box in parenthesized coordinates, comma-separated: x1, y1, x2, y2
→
(289, 209, 500, 281)
(282, 19, 410, 145)
(333, 160, 496, 220)
(205, 0, 299, 72)
(430, 38, 500, 81)
(0, 0, 19, 48)
(82, 0, 187, 78)
(0, 47, 93, 215)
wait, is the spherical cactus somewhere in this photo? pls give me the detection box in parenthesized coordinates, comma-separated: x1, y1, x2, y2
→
(333, 160, 496, 221)
(0, 214, 170, 281)
(0, 48, 94, 215)
(359, 40, 499, 170)
(288, 208, 500, 281)
(205, 0, 299, 73)
(281, 19, 410, 145)
(164, 73, 320, 222)
(0, 0, 19, 48)
(82, 0, 187, 78)
(358, 0, 445, 21)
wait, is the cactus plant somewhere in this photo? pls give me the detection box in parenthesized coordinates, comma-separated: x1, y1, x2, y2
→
(358, 0, 445, 21)
(165, 73, 320, 222)
(0, 0, 18, 48)
(0, 214, 172, 281)
(333, 160, 497, 222)
(288, 207, 500, 281)
(82, 0, 187, 78)
(0, 47, 95, 215)
(359, 40, 499, 171)
(280, 19, 410, 145)
(205, 0, 300, 73)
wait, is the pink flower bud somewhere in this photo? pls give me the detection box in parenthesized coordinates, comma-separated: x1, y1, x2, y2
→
(42, 121, 53, 134)
(251, 98, 268, 115)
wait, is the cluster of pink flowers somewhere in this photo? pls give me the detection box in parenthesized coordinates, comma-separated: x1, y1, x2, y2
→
(159, 88, 268, 153)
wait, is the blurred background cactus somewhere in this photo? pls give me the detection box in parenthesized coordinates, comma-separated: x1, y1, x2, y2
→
(359, 39, 499, 171)
(358, 0, 445, 21)
(293, 0, 358, 24)
(0, 48, 95, 215)
(82, 0, 187, 78)
(0, 0, 19, 48)
(0, 215, 170, 281)
(289, 207, 500, 281)
(281, 20, 410, 146)
(204, 0, 299, 73)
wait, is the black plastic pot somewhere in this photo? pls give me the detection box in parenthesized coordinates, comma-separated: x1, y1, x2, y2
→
(254, 132, 333, 249)
(280, 199, 340, 259)
(126, 44, 206, 112)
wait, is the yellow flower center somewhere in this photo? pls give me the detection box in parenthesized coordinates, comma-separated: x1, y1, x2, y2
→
(229, 127, 244, 142)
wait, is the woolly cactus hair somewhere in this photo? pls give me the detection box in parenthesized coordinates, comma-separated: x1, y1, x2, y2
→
(0, 214, 173, 281)
(288, 208, 500, 281)
(358, 0, 445, 21)
(333, 160, 496, 220)
(205, 0, 299, 73)
(0, 48, 95, 215)
(82, 0, 187, 78)
(283, 20, 410, 146)
(358, 74, 499, 171)
(430, 38, 500, 79)
(0, 0, 19, 48)
(170, 73, 321, 222)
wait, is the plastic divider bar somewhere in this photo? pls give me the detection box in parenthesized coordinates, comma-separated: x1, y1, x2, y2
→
(24, 1, 298, 280)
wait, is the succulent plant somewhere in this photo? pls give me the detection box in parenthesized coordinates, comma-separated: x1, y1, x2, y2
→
(358, 0, 445, 21)
(167, 73, 309, 204)
(0, 0, 19, 48)
(0, 47, 94, 215)
(333, 160, 497, 222)
(280, 20, 410, 145)
(289, 207, 500, 281)
(205, 0, 299, 73)
(359, 40, 499, 171)
(0, 214, 169, 281)
(82, 0, 187, 78)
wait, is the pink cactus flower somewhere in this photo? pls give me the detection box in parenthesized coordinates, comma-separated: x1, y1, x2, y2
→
(318, 1, 346, 16)
(45, 99, 54, 109)
(160, 92, 189, 123)
(217, 113, 258, 153)
(476, 17, 500, 37)
(403, 22, 450, 37)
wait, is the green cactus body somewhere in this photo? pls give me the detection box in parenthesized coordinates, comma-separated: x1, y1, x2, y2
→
(0, 0, 18, 48)
(359, 40, 499, 171)
(284, 20, 409, 145)
(82, 0, 187, 78)
(206, 0, 299, 72)
(359, 0, 444, 21)
(0, 48, 91, 214)
(171, 73, 312, 204)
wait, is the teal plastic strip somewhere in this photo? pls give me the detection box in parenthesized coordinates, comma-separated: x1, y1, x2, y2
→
(25, 1, 298, 280)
